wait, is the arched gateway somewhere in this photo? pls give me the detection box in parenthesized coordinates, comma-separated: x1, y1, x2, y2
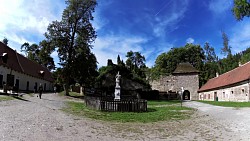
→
(183, 90, 190, 100)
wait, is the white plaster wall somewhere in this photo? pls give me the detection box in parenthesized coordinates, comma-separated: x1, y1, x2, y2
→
(0, 66, 53, 91)
(199, 80, 250, 102)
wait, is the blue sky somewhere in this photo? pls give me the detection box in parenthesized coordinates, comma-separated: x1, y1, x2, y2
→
(1, 0, 250, 68)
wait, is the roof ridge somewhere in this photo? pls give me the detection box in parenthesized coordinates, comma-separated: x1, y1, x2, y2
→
(211, 61, 250, 80)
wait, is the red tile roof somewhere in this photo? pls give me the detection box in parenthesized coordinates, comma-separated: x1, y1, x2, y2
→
(198, 61, 250, 92)
(0, 42, 54, 82)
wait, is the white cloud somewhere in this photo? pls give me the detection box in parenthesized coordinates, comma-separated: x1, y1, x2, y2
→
(92, 34, 174, 68)
(93, 35, 148, 67)
(152, 0, 188, 37)
(0, 0, 65, 51)
(230, 20, 250, 53)
(186, 37, 194, 44)
(209, 0, 232, 15)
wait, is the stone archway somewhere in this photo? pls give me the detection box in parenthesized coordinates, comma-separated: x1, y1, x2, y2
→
(183, 90, 190, 100)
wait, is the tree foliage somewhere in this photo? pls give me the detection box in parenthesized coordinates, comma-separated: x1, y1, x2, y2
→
(44, 0, 98, 94)
(2, 37, 8, 45)
(153, 44, 205, 75)
(21, 41, 55, 71)
(221, 31, 232, 56)
(232, 0, 250, 20)
(125, 51, 146, 78)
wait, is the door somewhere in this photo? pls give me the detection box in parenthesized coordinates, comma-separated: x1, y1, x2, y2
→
(0, 74, 3, 88)
(26, 81, 29, 91)
(15, 79, 19, 90)
(214, 92, 217, 101)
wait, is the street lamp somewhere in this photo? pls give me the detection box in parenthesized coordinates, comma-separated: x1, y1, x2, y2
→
(179, 87, 184, 107)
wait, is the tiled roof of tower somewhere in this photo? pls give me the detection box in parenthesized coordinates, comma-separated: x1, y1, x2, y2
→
(198, 61, 250, 92)
(0, 42, 54, 82)
(173, 62, 199, 74)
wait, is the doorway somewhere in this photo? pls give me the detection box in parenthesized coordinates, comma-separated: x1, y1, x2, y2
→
(183, 90, 190, 100)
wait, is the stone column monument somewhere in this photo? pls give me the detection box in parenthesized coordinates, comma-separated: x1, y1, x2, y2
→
(114, 71, 121, 100)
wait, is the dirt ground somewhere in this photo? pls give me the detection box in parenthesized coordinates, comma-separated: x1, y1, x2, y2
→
(0, 94, 248, 141)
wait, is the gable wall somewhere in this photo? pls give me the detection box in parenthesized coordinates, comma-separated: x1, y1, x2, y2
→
(150, 73, 199, 100)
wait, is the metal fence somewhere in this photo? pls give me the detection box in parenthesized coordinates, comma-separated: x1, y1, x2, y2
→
(100, 99, 147, 112)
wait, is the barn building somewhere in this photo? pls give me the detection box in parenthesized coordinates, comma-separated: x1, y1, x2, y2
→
(150, 62, 199, 100)
(198, 62, 250, 102)
(0, 42, 54, 93)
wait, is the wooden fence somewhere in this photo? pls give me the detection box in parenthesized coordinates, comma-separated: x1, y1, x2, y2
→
(100, 99, 147, 112)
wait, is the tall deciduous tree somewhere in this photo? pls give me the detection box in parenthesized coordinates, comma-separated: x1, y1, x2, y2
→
(221, 31, 232, 56)
(232, 0, 250, 20)
(125, 51, 146, 77)
(203, 42, 218, 81)
(21, 41, 55, 71)
(45, 0, 97, 95)
(21, 43, 40, 62)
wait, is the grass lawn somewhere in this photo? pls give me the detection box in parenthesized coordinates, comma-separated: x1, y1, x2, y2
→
(0, 95, 15, 101)
(198, 100, 250, 107)
(63, 100, 193, 123)
(147, 100, 180, 106)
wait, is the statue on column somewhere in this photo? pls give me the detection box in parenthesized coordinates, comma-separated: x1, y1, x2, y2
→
(114, 71, 121, 100)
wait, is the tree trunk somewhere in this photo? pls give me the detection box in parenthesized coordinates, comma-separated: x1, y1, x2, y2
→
(63, 84, 70, 96)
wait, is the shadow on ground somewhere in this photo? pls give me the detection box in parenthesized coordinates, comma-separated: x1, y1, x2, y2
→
(67, 95, 84, 99)
(12, 96, 30, 102)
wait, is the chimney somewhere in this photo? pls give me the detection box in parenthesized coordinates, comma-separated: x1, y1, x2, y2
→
(239, 62, 242, 67)
(216, 72, 219, 77)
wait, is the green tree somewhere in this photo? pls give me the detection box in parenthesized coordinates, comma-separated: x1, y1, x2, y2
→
(45, 0, 97, 95)
(125, 51, 146, 77)
(2, 37, 8, 45)
(221, 31, 232, 56)
(152, 43, 205, 85)
(232, 0, 250, 20)
(21, 43, 40, 62)
(240, 47, 250, 64)
(21, 41, 55, 71)
(203, 42, 219, 81)
(117, 55, 121, 65)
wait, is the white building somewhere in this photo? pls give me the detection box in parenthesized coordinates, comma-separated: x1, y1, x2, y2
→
(198, 62, 250, 102)
(0, 42, 54, 93)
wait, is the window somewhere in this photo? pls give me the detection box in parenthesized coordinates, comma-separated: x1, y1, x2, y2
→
(242, 89, 245, 94)
(223, 92, 225, 98)
(231, 91, 234, 94)
(208, 94, 210, 99)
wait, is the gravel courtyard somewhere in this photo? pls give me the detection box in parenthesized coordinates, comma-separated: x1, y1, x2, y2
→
(0, 94, 249, 141)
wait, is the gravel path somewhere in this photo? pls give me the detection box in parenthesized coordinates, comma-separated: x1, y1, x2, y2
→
(0, 95, 249, 141)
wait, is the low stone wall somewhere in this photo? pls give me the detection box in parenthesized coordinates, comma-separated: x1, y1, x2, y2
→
(84, 96, 101, 110)
(85, 95, 147, 112)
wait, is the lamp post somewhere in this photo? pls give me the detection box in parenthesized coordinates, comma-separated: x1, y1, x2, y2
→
(179, 87, 184, 107)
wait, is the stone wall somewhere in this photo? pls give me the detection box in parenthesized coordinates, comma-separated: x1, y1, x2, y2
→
(84, 96, 101, 110)
(150, 73, 199, 100)
(199, 80, 250, 102)
(174, 74, 199, 100)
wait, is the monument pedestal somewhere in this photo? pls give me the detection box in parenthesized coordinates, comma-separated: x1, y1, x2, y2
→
(114, 71, 121, 101)
(114, 86, 121, 101)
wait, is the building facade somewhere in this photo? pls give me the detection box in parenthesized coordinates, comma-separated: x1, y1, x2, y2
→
(150, 63, 199, 100)
(0, 42, 54, 92)
(198, 62, 250, 102)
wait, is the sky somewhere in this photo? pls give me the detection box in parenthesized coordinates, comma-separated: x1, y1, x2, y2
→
(1, 0, 250, 68)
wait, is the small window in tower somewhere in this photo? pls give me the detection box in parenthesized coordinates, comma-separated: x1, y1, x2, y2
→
(242, 89, 245, 94)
